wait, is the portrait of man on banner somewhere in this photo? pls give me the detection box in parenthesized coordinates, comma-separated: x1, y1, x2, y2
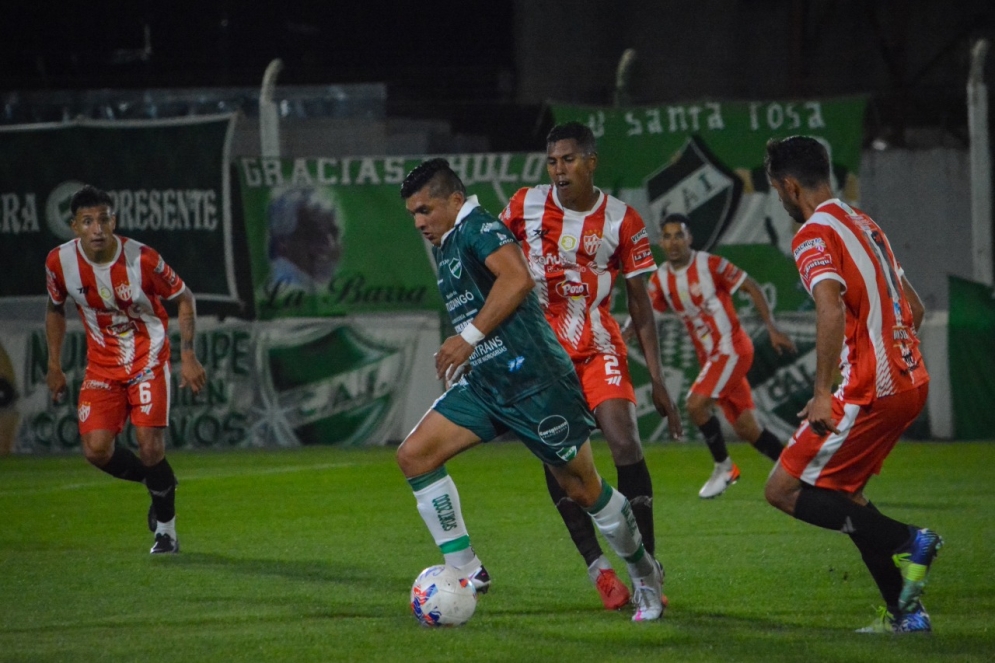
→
(265, 186, 343, 296)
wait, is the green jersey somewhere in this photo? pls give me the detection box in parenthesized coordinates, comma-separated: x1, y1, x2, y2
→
(434, 198, 576, 405)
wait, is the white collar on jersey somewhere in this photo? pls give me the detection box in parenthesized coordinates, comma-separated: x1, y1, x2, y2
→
(551, 186, 605, 215)
(440, 195, 480, 245)
(813, 198, 846, 215)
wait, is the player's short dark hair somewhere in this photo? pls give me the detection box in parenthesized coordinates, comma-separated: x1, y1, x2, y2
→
(546, 121, 597, 155)
(400, 158, 466, 200)
(764, 136, 830, 189)
(70, 185, 114, 215)
(660, 212, 691, 230)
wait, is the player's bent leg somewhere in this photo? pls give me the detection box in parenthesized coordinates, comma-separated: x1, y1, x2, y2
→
(594, 398, 655, 555)
(399, 411, 489, 590)
(764, 462, 803, 515)
(550, 445, 665, 622)
(397, 410, 480, 478)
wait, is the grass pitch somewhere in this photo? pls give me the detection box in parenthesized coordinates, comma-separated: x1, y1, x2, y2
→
(1, 441, 993, 662)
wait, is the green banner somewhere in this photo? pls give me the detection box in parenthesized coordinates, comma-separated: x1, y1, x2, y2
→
(235, 154, 547, 319)
(949, 276, 995, 440)
(0, 116, 238, 302)
(0, 314, 442, 453)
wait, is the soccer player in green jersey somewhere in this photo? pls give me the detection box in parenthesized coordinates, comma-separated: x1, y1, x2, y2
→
(397, 158, 666, 622)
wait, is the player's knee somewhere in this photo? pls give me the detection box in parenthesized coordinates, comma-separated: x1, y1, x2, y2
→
(606, 435, 643, 466)
(734, 419, 761, 443)
(685, 395, 710, 422)
(396, 437, 432, 477)
(81, 441, 113, 467)
(763, 476, 795, 514)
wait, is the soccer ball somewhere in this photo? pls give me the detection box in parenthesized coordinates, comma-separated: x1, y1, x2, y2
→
(410, 565, 477, 627)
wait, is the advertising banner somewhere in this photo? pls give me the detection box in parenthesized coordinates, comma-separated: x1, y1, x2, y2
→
(0, 314, 441, 454)
(0, 115, 239, 303)
(234, 153, 548, 319)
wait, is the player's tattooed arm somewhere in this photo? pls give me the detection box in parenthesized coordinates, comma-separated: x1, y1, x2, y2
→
(175, 288, 207, 393)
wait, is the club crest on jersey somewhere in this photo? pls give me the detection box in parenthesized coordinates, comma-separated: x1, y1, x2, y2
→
(78, 402, 91, 422)
(448, 259, 463, 279)
(115, 282, 132, 301)
(689, 282, 703, 297)
(556, 281, 589, 298)
(582, 233, 602, 255)
(559, 235, 577, 251)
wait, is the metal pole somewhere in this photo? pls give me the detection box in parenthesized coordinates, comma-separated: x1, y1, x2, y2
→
(968, 39, 992, 286)
(259, 58, 284, 158)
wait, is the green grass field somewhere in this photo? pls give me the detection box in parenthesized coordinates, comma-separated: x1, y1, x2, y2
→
(1, 441, 993, 662)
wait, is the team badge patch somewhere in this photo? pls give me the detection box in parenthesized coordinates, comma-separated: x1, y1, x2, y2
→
(78, 402, 91, 422)
(582, 233, 601, 255)
(115, 282, 132, 301)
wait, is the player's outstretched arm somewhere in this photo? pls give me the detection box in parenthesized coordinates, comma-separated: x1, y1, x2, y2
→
(175, 288, 207, 394)
(434, 244, 534, 381)
(44, 299, 68, 404)
(625, 275, 683, 440)
(740, 276, 796, 355)
(901, 274, 925, 331)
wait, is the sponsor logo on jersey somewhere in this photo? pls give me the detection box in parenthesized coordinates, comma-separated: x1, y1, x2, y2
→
(480, 221, 502, 233)
(530, 227, 550, 238)
(555, 281, 589, 298)
(582, 233, 602, 255)
(98, 286, 112, 301)
(632, 248, 653, 265)
(605, 375, 622, 386)
(140, 404, 153, 415)
(630, 228, 648, 244)
(507, 356, 525, 372)
(537, 415, 570, 444)
(81, 379, 111, 391)
(559, 235, 577, 251)
(445, 291, 476, 312)
(78, 402, 91, 422)
(793, 237, 827, 259)
(115, 282, 132, 301)
(801, 256, 834, 280)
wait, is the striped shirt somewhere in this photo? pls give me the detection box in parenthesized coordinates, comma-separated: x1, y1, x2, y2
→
(499, 185, 656, 360)
(45, 236, 185, 382)
(792, 199, 928, 404)
(647, 251, 751, 363)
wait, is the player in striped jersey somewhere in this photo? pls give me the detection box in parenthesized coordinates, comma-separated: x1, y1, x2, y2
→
(764, 136, 940, 633)
(646, 214, 795, 498)
(44, 185, 206, 554)
(501, 122, 682, 610)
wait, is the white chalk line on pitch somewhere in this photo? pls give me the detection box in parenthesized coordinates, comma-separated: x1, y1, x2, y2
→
(0, 462, 359, 497)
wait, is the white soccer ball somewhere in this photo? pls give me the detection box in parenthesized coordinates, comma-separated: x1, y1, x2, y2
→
(410, 564, 477, 627)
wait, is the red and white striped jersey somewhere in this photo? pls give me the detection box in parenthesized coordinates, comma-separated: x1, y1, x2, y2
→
(500, 185, 656, 360)
(647, 251, 752, 363)
(45, 236, 185, 382)
(792, 199, 928, 404)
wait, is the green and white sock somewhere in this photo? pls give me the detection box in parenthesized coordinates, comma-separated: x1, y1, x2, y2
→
(408, 467, 477, 569)
(586, 481, 654, 578)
